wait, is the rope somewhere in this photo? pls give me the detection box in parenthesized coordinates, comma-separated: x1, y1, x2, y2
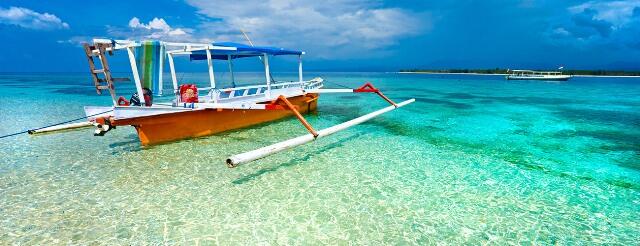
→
(239, 29, 276, 83)
(324, 80, 352, 89)
(0, 109, 114, 139)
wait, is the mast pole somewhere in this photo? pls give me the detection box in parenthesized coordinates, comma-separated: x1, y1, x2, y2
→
(264, 53, 271, 98)
(126, 46, 146, 106)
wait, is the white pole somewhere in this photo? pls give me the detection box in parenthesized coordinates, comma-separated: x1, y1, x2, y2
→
(228, 55, 236, 87)
(206, 48, 216, 88)
(305, 89, 353, 93)
(28, 122, 93, 135)
(126, 47, 146, 105)
(226, 98, 415, 167)
(263, 53, 271, 98)
(168, 53, 178, 94)
(298, 55, 303, 83)
(158, 44, 164, 96)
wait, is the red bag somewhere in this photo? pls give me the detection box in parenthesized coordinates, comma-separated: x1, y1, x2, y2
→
(179, 84, 198, 103)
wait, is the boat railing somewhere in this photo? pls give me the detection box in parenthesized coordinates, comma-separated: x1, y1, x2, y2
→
(193, 79, 323, 103)
(509, 70, 563, 76)
(304, 79, 324, 90)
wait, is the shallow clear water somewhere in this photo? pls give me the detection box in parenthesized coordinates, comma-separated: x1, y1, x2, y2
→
(1, 72, 639, 244)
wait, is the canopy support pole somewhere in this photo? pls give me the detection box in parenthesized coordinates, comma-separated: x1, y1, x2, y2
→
(158, 44, 164, 96)
(228, 55, 236, 87)
(168, 53, 178, 94)
(298, 55, 303, 83)
(263, 53, 271, 98)
(206, 48, 216, 89)
(126, 47, 146, 106)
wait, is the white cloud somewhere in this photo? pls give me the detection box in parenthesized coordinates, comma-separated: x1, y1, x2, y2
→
(185, 0, 426, 58)
(548, 0, 640, 50)
(57, 36, 90, 46)
(0, 6, 69, 30)
(552, 27, 570, 36)
(569, 0, 640, 27)
(128, 17, 187, 36)
(108, 17, 191, 41)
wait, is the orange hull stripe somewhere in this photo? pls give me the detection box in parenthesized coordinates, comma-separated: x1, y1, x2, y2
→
(113, 94, 318, 146)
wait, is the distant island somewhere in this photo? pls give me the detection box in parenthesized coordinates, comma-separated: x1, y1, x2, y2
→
(399, 68, 640, 76)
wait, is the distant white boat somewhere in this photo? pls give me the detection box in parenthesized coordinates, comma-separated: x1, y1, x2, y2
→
(506, 70, 571, 81)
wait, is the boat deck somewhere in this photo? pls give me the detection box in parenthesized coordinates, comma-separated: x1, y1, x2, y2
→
(84, 79, 324, 120)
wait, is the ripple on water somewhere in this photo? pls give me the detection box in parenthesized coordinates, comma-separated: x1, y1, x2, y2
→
(1, 73, 639, 244)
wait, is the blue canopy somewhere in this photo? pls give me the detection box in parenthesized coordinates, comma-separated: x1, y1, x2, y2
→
(190, 42, 303, 61)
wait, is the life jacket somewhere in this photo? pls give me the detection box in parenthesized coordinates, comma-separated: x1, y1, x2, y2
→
(180, 84, 198, 103)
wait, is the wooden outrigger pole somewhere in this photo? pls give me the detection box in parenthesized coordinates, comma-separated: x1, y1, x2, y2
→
(226, 98, 414, 167)
(226, 82, 415, 167)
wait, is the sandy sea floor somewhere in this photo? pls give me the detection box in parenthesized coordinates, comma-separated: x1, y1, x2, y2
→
(1, 72, 639, 244)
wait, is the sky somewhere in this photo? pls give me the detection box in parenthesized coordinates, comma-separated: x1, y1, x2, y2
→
(0, 0, 639, 72)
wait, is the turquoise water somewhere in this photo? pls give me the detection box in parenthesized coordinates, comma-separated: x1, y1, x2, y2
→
(1, 72, 639, 244)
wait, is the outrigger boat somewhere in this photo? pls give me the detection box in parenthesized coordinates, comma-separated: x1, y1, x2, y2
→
(31, 38, 414, 167)
(506, 69, 571, 81)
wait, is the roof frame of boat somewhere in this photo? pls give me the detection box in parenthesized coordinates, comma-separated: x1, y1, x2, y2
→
(90, 38, 308, 107)
(22, 38, 419, 166)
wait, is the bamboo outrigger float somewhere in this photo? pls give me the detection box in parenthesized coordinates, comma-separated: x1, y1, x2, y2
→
(41, 38, 414, 167)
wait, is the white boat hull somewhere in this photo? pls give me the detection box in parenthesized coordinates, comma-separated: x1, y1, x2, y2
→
(506, 75, 571, 81)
